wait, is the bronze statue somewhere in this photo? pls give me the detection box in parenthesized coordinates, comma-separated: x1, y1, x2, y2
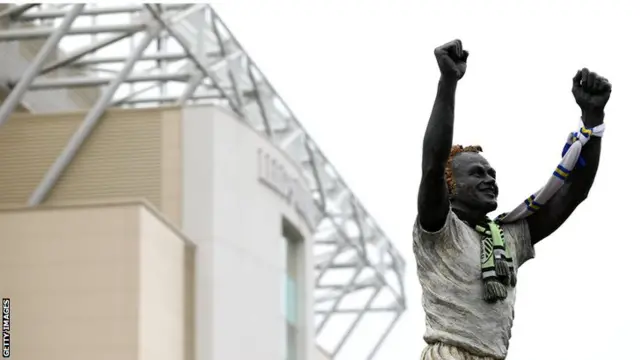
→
(414, 39, 611, 360)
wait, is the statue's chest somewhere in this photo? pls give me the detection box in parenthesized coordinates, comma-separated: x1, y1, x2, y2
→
(433, 226, 486, 277)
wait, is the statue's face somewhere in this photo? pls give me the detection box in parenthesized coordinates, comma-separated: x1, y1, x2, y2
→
(450, 152, 499, 214)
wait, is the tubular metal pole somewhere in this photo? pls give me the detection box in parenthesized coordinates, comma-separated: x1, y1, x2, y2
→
(316, 196, 404, 308)
(145, 4, 241, 116)
(366, 312, 403, 360)
(315, 306, 398, 314)
(304, 139, 327, 211)
(0, 23, 145, 41)
(315, 265, 365, 334)
(315, 243, 350, 287)
(211, 11, 245, 117)
(279, 128, 304, 150)
(39, 32, 135, 75)
(0, 3, 39, 19)
(70, 51, 219, 66)
(27, 25, 160, 206)
(0, 4, 84, 129)
(316, 282, 372, 291)
(177, 51, 242, 105)
(124, 93, 222, 105)
(27, 73, 191, 90)
(110, 82, 164, 107)
(112, 50, 237, 106)
(332, 286, 383, 357)
(176, 4, 206, 106)
(247, 66, 270, 136)
(177, 72, 205, 105)
(40, 4, 209, 76)
(16, 4, 189, 20)
(350, 199, 370, 259)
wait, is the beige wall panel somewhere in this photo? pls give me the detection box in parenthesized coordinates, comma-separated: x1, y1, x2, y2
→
(0, 111, 79, 205)
(138, 207, 194, 360)
(160, 108, 183, 226)
(0, 201, 194, 360)
(0, 108, 183, 224)
(46, 108, 163, 207)
(0, 204, 141, 360)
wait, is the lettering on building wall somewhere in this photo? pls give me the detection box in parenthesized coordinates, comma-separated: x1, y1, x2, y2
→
(257, 149, 322, 229)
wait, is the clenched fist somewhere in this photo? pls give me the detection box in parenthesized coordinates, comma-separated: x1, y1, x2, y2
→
(434, 39, 469, 80)
(572, 68, 611, 113)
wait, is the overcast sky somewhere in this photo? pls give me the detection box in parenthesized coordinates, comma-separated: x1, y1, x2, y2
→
(214, 1, 639, 359)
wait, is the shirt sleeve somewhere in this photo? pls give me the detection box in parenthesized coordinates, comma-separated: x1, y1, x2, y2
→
(502, 219, 535, 268)
(413, 208, 455, 249)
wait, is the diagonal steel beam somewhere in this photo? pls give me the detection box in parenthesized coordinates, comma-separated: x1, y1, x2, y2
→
(350, 198, 369, 260)
(177, 51, 243, 105)
(111, 54, 240, 106)
(316, 281, 375, 291)
(304, 140, 328, 212)
(315, 243, 351, 287)
(38, 4, 201, 76)
(279, 128, 304, 150)
(27, 23, 161, 206)
(366, 311, 403, 360)
(332, 286, 383, 358)
(144, 4, 241, 116)
(210, 11, 246, 119)
(0, 4, 85, 128)
(247, 66, 271, 137)
(315, 264, 365, 334)
(0, 3, 39, 20)
(39, 32, 137, 75)
(315, 306, 399, 314)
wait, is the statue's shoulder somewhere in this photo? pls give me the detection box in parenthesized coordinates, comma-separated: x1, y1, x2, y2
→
(500, 219, 530, 239)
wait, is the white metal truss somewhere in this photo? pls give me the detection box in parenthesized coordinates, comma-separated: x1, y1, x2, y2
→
(0, 4, 407, 359)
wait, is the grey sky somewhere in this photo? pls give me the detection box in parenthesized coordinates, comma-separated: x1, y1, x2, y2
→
(214, 1, 639, 359)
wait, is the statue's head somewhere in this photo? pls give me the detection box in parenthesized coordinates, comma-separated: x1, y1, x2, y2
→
(446, 145, 498, 215)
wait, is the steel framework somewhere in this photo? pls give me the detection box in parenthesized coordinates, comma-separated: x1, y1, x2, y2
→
(0, 4, 407, 359)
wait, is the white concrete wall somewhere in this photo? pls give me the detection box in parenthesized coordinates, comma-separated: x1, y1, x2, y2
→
(181, 106, 317, 360)
(181, 107, 216, 360)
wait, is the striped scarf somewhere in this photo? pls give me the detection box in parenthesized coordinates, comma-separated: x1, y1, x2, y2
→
(475, 120, 605, 302)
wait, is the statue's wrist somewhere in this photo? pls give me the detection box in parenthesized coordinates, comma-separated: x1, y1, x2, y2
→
(581, 109, 605, 127)
(440, 74, 459, 84)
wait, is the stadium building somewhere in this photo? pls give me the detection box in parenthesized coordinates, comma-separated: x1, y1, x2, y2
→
(0, 4, 407, 360)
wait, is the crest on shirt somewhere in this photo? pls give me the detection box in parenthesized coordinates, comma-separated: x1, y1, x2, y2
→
(481, 240, 493, 264)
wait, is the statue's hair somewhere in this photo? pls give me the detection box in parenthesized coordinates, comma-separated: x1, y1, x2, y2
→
(446, 145, 483, 195)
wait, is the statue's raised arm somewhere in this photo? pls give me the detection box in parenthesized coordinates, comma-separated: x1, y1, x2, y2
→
(525, 68, 611, 244)
(417, 39, 469, 232)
